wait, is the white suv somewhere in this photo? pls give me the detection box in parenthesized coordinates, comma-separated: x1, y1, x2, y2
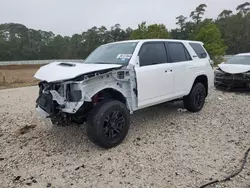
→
(34, 39, 214, 148)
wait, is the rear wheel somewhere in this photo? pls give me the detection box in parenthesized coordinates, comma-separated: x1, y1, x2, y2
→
(183, 82, 206, 112)
(87, 99, 130, 149)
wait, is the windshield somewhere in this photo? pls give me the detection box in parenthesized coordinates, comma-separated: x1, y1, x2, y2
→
(225, 55, 250, 65)
(84, 42, 138, 65)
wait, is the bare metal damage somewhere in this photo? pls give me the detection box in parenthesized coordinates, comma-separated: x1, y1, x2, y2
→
(37, 66, 138, 117)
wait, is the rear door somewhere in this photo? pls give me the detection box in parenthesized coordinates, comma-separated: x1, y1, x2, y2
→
(166, 42, 194, 96)
(135, 42, 174, 108)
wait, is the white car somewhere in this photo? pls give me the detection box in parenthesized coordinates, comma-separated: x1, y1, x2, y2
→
(215, 53, 250, 90)
(34, 39, 214, 148)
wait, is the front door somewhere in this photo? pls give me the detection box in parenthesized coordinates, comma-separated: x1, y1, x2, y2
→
(135, 42, 174, 109)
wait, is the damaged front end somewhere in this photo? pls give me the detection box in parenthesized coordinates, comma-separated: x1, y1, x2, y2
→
(214, 68, 250, 90)
(35, 80, 92, 124)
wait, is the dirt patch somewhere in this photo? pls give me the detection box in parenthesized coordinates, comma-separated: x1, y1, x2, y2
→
(0, 64, 44, 89)
(17, 125, 37, 135)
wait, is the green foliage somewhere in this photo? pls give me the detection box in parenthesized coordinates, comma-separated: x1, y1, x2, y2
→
(194, 22, 227, 61)
(236, 2, 250, 15)
(0, 23, 132, 61)
(218, 10, 233, 19)
(130, 22, 170, 39)
(176, 15, 187, 32)
(216, 8, 250, 54)
(190, 4, 207, 24)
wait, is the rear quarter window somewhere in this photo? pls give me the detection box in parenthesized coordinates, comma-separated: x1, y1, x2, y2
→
(189, 43, 208, 59)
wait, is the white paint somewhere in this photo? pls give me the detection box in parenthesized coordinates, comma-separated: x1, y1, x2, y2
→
(218, 64, 250, 74)
(236, 53, 250, 56)
(133, 39, 214, 109)
(34, 61, 122, 82)
(135, 63, 174, 108)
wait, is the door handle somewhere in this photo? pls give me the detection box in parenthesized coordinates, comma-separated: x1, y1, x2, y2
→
(189, 66, 195, 69)
(165, 69, 172, 73)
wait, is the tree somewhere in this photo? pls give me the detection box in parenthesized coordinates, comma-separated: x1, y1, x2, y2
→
(236, 2, 250, 15)
(195, 22, 227, 62)
(130, 22, 170, 39)
(190, 4, 207, 24)
(176, 15, 187, 32)
(218, 10, 233, 19)
(216, 7, 250, 54)
(189, 18, 213, 40)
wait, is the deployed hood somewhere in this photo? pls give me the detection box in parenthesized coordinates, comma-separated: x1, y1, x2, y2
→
(34, 62, 122, 82)
(218, 63, 250, 74)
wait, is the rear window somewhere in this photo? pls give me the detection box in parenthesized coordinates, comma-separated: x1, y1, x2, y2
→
(189, 43, 207, 59)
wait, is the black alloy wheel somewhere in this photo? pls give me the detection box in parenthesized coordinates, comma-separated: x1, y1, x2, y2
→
(184, 82, 206, 112)
(103, 110, 125, 141)
(87, 99, 130, 149)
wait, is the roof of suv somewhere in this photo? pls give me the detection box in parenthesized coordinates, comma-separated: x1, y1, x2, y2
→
(106, 39, 204, 45)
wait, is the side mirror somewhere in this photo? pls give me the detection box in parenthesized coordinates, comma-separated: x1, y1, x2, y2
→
(209, 59, 214, 66)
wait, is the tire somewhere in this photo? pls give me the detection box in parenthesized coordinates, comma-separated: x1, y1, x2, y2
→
(87, 99, 130, 149)
(183, 82, 206, 112)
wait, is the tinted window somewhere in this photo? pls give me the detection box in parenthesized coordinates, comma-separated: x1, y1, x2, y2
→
(189, 43, 207, 58)
(168, 42, 192, 62)
(139, 42, 167, 66)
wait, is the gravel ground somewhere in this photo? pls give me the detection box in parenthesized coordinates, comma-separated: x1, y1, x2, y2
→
(0, 86, 250, 188)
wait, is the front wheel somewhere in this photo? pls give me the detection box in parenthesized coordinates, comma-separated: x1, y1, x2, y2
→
(183, 82, 206, 112)
(87, 99, 130, 149)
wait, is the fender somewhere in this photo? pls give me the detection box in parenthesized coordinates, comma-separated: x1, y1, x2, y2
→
(187, 71, 209, 95)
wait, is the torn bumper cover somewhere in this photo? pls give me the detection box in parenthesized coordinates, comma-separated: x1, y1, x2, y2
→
(214, 70, 250, 90)
(36, 92, 60, 118)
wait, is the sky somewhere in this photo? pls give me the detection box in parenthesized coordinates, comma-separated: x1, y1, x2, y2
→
(0, 0, 244, 36)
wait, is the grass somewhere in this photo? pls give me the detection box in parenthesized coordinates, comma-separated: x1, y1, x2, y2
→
(0, 64, 45, 89)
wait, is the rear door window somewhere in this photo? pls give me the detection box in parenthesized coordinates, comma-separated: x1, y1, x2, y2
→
(167, 42, 192, 63)
(189, 43, 208, 58)
(139, 42, 168, 66)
